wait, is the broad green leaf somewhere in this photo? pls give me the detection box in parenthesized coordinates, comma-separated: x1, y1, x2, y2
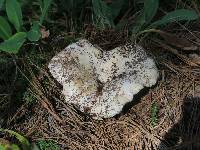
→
(40, 0, 53, 24)
(110, 0, 124, 18)
(0, 144, 6, 150)
(0, 0, 5, 10)
(131, 0, 158, 36)
(0, 32, 26, 53)
(150, 9, 199, 27)
(0, 129, 30, 148)
(0, 16, 12, 40)
(27, 21, 41, 42)
(6, 0, 23, 32)
(11, 144, 20, 150)
(144, 0, 159, 23)
(131, 11, 145, 35)
(92, 0, 114, 28)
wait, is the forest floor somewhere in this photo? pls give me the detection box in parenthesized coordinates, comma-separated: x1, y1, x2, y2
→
(0, 26, 200, 149)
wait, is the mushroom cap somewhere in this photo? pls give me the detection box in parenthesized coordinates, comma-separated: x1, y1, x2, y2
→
(95, 44, 152, 83)
(48, 39, 159, 120)
(48, 39, 102, 84)
(90, 75, 145, 119)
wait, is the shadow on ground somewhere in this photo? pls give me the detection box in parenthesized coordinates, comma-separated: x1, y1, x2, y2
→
(159, 96, 200, 150)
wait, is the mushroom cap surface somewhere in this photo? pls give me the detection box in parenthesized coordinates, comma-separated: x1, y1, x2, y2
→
(48, 39, 159, 120)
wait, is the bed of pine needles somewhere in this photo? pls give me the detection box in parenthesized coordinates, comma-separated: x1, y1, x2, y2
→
(2, 26, 200, 150)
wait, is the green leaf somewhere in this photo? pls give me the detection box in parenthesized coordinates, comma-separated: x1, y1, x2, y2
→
(131, 11, 145, 35)
(0, 16, 12, 40)
(27, 21, 41, 42)
(131, 0, 158, 36)
(0, 129, 30, 148)
(150, 102, 158, 127)
(144, 0, 159, 23)
(30, 143, 40, 150)
(6, 0, 23, 32)
(150, 9, 199, 27)
(115, 20, 128, 30)
(38, 0, 43, 11)
(92, 0, 114, 28)
(40, 0, 53, 24)
(110, 0, 124, 19)
(11, 144, 20, 150)
(0, 0, 5, 10)
(0, 144, 6, 150)
(0, 32, 26, 53)
(37, 140, 60, 150)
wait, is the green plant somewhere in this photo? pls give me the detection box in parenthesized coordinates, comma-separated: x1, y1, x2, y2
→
(0, 0, 53, 54)
(0, 128, 39, 150)
(0, 143, 21, 150)
(150, 101, 158, 127)
(0, 128, 30, 150)
(91, 0, 199, 36)
(92, 0, 127, 29)
(55, 0, 91, 31)
(132, 0, 199, 37)
(23, 90, 37, 104)
(36, 140, 60, 150)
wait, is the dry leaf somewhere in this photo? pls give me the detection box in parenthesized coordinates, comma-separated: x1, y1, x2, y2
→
(40, 27, 50, 39)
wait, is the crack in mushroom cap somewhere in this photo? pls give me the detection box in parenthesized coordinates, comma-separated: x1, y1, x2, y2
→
(48, 39, 159, 120)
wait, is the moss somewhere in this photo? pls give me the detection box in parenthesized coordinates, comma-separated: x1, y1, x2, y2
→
(36, 140, 60, 150)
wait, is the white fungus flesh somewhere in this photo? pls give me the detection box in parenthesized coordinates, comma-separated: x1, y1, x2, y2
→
(48, 39, 159, 120)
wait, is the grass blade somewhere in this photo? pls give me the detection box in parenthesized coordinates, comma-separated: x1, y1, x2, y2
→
(40, 0, 53, 24)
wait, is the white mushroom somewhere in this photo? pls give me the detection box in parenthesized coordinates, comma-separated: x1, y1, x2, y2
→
(48, 39, 102, 85)
(90, 75, 144, 119)
(48, 39, 159, 120)
(48, 39, 100, 112)
(95, 44, 158, 85)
